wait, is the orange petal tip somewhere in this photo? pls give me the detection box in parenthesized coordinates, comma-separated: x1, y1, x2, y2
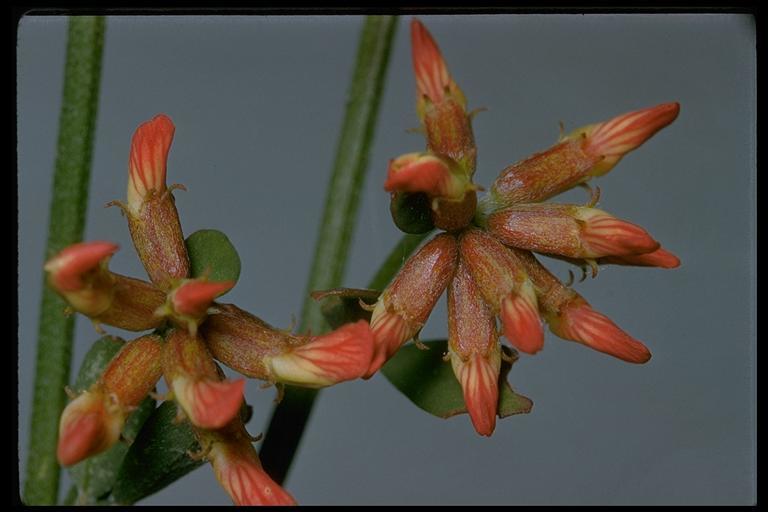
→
(451, 351, 500, 437)
(556, 303, 652, 364)
(185, 378, 245, 430)
(173, 280, 235, 317)
(500, 292, 544, 355)
(269, 320, 375, 387)
(45, 241, 119, 292)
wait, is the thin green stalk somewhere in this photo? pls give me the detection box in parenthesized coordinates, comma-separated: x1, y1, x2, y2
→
(259, 15, 398, 485)
(24, 16, 105, 505)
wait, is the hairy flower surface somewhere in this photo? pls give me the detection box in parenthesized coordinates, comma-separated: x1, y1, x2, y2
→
(45, 114, 376, 505)
(365, 19, 680, 436)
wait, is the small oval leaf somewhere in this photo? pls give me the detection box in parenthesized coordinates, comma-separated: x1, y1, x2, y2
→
(380, 340, 533, 420)
(112, 401, 204, 505)
(185, 229, 241, 285)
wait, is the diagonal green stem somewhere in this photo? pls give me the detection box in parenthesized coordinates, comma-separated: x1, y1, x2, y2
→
(24, 16, 105, 505)
(258, 15, 398, 485)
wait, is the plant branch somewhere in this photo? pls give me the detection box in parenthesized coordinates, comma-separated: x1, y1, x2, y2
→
(24, 16, 105, 505)
(258, 15, 398, 485)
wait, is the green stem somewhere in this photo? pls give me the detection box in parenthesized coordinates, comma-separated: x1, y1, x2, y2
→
(259, 15, 398, 485)
(24, 16, 105, 505)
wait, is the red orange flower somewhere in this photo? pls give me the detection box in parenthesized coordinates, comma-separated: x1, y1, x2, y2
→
(46, 113, 376, 504)
(363, 19, 680, 436)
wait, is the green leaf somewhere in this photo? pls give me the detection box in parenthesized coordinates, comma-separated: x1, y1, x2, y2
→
(380, 340, 533, 420)
(68, 336, 157, 504)
(73, 336, 125, 390)
(185, 229, 241, 285)
(112, 401, 204, 505)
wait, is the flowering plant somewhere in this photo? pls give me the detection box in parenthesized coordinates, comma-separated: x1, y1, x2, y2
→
(23, 16, 683, 506)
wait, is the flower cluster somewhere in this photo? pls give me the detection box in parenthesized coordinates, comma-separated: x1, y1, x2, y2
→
(45, 114, 375, 505)
(363, 20, 680, 436)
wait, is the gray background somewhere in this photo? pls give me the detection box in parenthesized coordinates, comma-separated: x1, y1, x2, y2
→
(18, 14, 755, 505)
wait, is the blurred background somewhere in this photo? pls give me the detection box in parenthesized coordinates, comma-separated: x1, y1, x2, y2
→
(18, 14, 755, 505)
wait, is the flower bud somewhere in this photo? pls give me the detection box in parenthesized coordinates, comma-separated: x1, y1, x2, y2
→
(202, 304, 375, 388)
(576, 102, 680, 177)
(385, 152, 477, 231)
(45, 241, 118, 316)
(385, 152, 471, 202)
(101, 334, 164, 407)
(488, 103, 679, 207)
(201, 303, 291, 381)
(487, 204, 660, 259)
(57, 386, 123, 467)
(447, 259, 500, 436)
(365, 233, 458, 377)
(45, 241, 166, 331)
(196, 415, 296, 506)
(58, 334, 165, 466)
(157, 278, 235, 335)
(547, 298, 651, 364)
(514, 249, 651, 363)
(124, 114, 190, 290)
(460, 229, 544, 354)
(163, 328, 245, 430)
(210, 443, 296, 506)
(411, 19, 477, 175)
(264, 320, 374, 388)
(599, 246, 680, 268)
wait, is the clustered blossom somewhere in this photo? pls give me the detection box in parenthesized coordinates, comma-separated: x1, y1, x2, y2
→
(46, 114, 376, 505)
(362, 20, 680, 436)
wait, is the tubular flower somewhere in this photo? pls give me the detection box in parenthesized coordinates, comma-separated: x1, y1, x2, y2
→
(58, 334, 164, 466)
(361, 19, 680, 436)
(45, 241, 166, 331)
(48, 113, 376, 504)
(122, 114, 190, 290)
(197, 412, 296, 506)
